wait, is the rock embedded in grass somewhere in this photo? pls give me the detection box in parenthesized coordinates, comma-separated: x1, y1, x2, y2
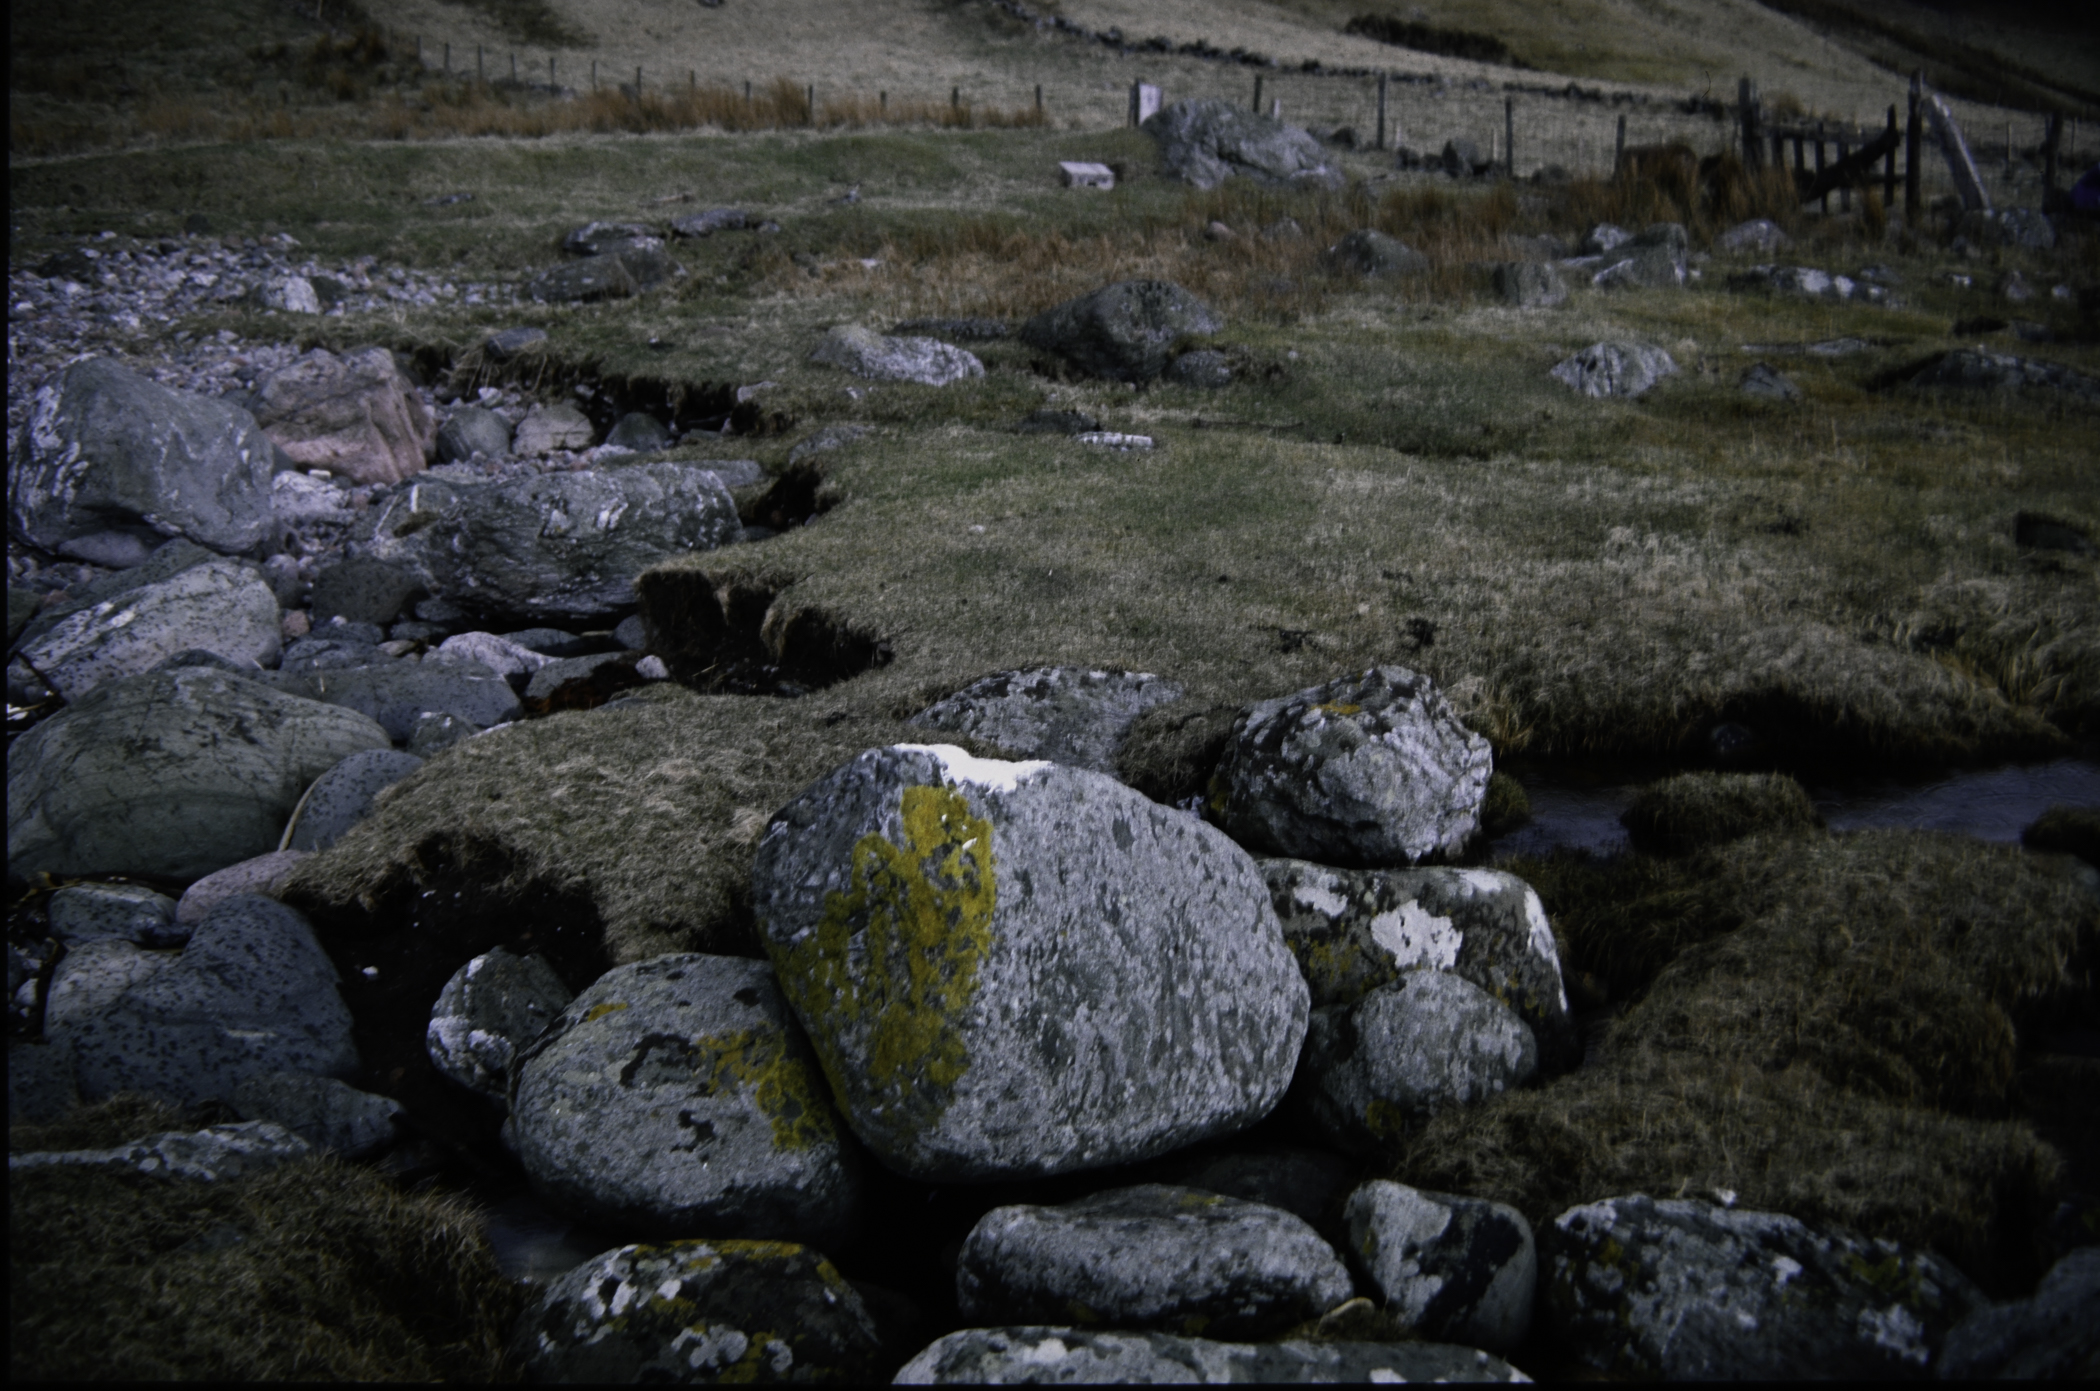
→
(894, 1328, 1530, 1382)
(1142, 97, 1342, 191)
(229, 1070, 404, 1158)
(957, 1184, 1354, 1340)
(1715, 217, 1790, 254)
(1618, 770, 1821, 856)
(1739, 361, 1800, 400)
(1902, 348, 2100, 406)
(1344, 1180, 1536, 1355)
(1019, 279, 1224, 383)
(1549, 341, 1677, 399)
(1323, 229, 1430, 278)
(9, 1119, 314, 1181)
(808, 324, 986, 386)
(281, 657, 520, 742)
(1938, 1246, 2100, 1379)
(907, 665, 1184, 774)
(750, 744, 1308, 1182)
(1487, 260, 1567, 307)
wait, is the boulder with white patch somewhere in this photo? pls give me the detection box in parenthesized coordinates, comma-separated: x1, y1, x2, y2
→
(751, 744, 1308, 1182)
(13, 557, 282, 702)
(510, 1240, 884, 1383)
(1260, 861, 1577, 1072)
(1543, 1193, 1984, 1379)
(1344, 1180, 1536, 1355)
(8, 1120, 313, 1182)
(894, 1327, 1531, 1383)
(907, 666, 1185, 774)
(426, 946, 575, 1107)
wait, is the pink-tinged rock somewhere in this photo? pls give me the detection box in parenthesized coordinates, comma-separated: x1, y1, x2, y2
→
(249, 347, 435, 485)
(178, 850, 312, 925)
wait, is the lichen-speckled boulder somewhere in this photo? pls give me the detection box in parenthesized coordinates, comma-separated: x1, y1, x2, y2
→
(1211, 667, 1493, 867)
(959, 1184, 1354, 1340)
(7, 1120, 313, 1182)
(908, 667, 1185, 774)
(1344, 1181, 1535, 1355)
(1142, 98, 1343, 192)
(6, 667, 391, 882)
(894, 1328, 1531, 1383)
(1543, 1194, 1985, 1379)
(1019, 280, 1224, 384)
(283, 748, 425, 852)
(1324, 230, 1430, 278)
(426, 946, 575, 1106)
(14, 557, 282, 702)
(510, 954, 860, 1247)
(7, 357, 278, 563)
(1261, 861, 1576, 1072)
(1549, 342, 1678, 399)
(1294, 972, 1537, 1155)
(510, 1240, 883, 1383)
(751, 744, 1308, 1182)
(247, 346, 435, 485)
(47, 882, 185, 948)
(808, 325, 985, 386)
(286, 660, 520, 742)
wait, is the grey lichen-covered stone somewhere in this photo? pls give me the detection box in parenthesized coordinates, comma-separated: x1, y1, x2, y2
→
(1324, 230, 1430, 278)
(426, 945, 576, 1105)
(526, 246, 678, 302)
(1488, 261, 1567, 308)
(958, 1184, 1354, 1339)
(8, 1120, 313, 1182)
(510, 954, 860, 1247)
(1260, 861, 1575, 1072)
(43, 895, 359, 1108)
(10, 538, 221, 653)
(6, 667, 391, 881)
(562, 221, 659, 256)
(510, 1240, 883, 1383)
(1591, 247, 1685, 292)
(247, 346, 435, 486)
(1739, 362, 1801, 401)
(1550, 341, 1678, 399)
(894, 1327, 1532, 1383)
(435, 405, 513, 462)
(1142, 98, 1344, 192)
(176, 849, 310, 924)
(604, 411, 674, 453)
(287, 660, 520, 743)
(751, 744, 1308, 1182)
(47, 881, 186, 948)
(1211, 667, 1492, 868)
(1937, 1246, 2100, 1379)
(283, 748, 425, 852)
(1294, 973, 1537, 1154)
(7, 357, 279, 560)
(908, 667, 1185, 775)
(15, 557, 282, 702)
(1904, 348, 2100, 406)
(1543, 1193, 1985, 1379)
(433, 630, 555, 677)
(524, 651, 636, 703)
(808, 325, 985, 386)
(1344, 1180, 1536, 1355)
(230, 1070, 404, 1158)
(1164, 349, 1233, 387)
(1020, 280, 1225, 384)
(1716, 218, 1790, 254)
(512, 402, 595, 456)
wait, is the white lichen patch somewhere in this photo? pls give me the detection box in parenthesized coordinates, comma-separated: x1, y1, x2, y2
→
(893, 743, 1053, 794)
(1290, 875, 1350, 919)
(1857, 1302, 1930, 1364)
(1368, 900, 1461, 971)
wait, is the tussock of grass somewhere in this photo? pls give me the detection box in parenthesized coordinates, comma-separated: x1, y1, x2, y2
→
(2023, 806, 2100, 870)
(1619, 771, 1822, 855)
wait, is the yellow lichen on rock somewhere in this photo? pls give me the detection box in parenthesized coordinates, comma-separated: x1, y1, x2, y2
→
(687, 1030, 838, 1153)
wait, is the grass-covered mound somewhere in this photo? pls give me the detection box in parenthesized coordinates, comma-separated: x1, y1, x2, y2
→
(1619, 770, 1823, 855)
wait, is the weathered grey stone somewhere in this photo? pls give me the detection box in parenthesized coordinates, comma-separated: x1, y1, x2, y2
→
(1442, 138, 1487, 177)
(8, 357, 278, 559)
(407, 711, 478, 755)
(1579, 224, 1631, 255)
(1020, 280, 1225, 383)
(256, 274, 320, 314)
(435, 405, 513, 463)
(247, 347, 435, 486)
(1016, 409, 1102, 436)
(309, 556, 422, 626)
(231, 1070, 403, 1158)
(289, 660, 521, 742)
(603, 412, 673, 453)
(908, 667, 1185, 775)
(1740, 362, 1800, 401)
(1591, 247, 1685, 291)
(1211, 667, 1493, 867)
(1260, 861, 1575, 1072)
(612, 614, 649, 649)
(1544, 1193, 1985, 1379)
(1716, 218, 1791, 254)
(1143, 98, 1342, 191)
(895, 1328, 1530, 1382)
(8, 1037, 80, 1124)
(1164, 349, 1233, 387)
(6, 668, 390, 881)
(47, 882, 185, 949)
(808, 325, 985, 386)
(1156, 1146, 1358, 1233)
(1905, 348, 2100, 406)
(562, 220, 658, 256)
(1488, 261, 1567, 308)
(426, 945, 575, 1105)
(1294, 973, 1537, 1154)
(15, 557, 281, 702)
(787, 423, 869, 465)
(1938, 1246, 2099, 1379)
(527, 245, 678, 302)
(433, 630, 555, 677)
(512, 403, 594, 455)
(8, 1120, 313, 1181)
(959, 1184, 1354, 1339)
(271, 470, 355, 526)
(1550, 342, 1678, 399)
(1726, 264, 1857, 300)
(1345, 1180, 1535, 1355)
(670, 207, 749, 237)
(277, 634, 382, 675)
(751, 745, 1309, 1182)
(1325, 230, 1431, 278)
(511, 1240, 883, 1383)
(498, 626, 594, 657)
(483, 326, 548, 360)
(8, 586, 39, 646)
(43, 894, 359, 1108)
(523, 651, 636, 703)
(283, 748, 425, 852)
(176, 850, 311, 924)
(512, 954, 861, 1246)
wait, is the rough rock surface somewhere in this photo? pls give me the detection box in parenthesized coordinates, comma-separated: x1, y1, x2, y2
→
(14, 556, 280, 702)
(908, 666, 1185, 774)
(309, 555, 422, 625)
(1740, 362, 1800, 400)
(895, 1327, 1530, 1383)
(283, 748, 426, 852)
(510, 1240, 884, 1383)
(283, 659, 520, 742)
(512, 403, 595, 456)
(1210, 667, 1493, 867)
(9, 356, 278, 561)
(1164, 349, 1233, 387)
(1938, 1246, 2100, 1379)
(959, 1184, 1354, 1339)
(7, 1120, 313, 1181)
(1019, 280, 1224, 383)
(7, 666, 391, 881)
(1156, 1146, 1358, 1233)
(1345, 1180, 1535, 1355)
(435, 404, 512, 463)
(230, 1069, 403, 1158)
(426, 945, 575, 1105)
(1488, 261, 1568, 307)
(1324, 230, 1430, 278)
(47, 882, 186, 948)
(1260, 860, 1575, 1072)
(1904, 348, 2100, 406)
(1716, 218, 1790, 254)
(1143, 98, 1343, 191)
(175, 849, 311, 924)
(1550, 342, 1678, 399)
(808, 325, 985, 386)
(510, 954, 861, 1246)
(246, 346, 435, 485)
(751, 744, 1308, 1181)
(1544, 1194, 1985, 1379)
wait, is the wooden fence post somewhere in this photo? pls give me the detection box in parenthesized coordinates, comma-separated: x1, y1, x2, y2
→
(1739, 76, 1760, 168)
(1253, 74, 1263, 115)
(1815, 122, 1828, 212)
(2042, 111, 2062, 197)
(1035, 83, 1042, 113)
(1505, 97, 1515, 178)
(1837, 133, 1850, 211)
(443, 41, 449, 74)
(1883, 105, 1897, 207)
(636, 66, 643, 101)
(1377, 72, 1388, 150)
(807, 83, 815, 125)
(1905, 72, 1922, 220)
(1615, 113, 1626, 170)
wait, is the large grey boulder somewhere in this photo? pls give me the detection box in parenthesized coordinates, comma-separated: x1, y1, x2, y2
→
(1544, 1194, 1985, 1378)
(230, 1070, 403, 1158)
(510, 954, 861, 1247)
(751, 745, 1309, 1182)
(7, 667, 391, 881)
(282, 748, 425, 852)
(425, 946, 575, 1105)
(1938, 1246, 2100, 1379)
(908, 667, 1184, 775)
(1344, 1180, 1535, 1355)
(959, 1184, 1354, 1339)
(279, 660, 520, 743)
(1294, 972, 1538, 1154)
(309, 556, 422, 626)
(1019, 280, 1224, 383)
(1143, 98, 1343, 191)
(527, 245, 679, 302)
(1716, 218, 1790, 254)
(47, 882, 185, 949)
(13, 557, 281, 702)
(809, 325, 985, 386)
(434, 405, 512, 463)
(8, 1120, 313, 1182)
(895, 1328, 1530, 1383)
(1550, 342, 1678, 399)
(42, 894, 360, 1108)
(1325, 230, 1430, 278)
(1488, 261, 1567, 307)
(432, 630, 553, 678)
(246, 347, 435, 486)
(8, 357, 278, 562)
(1261, 861, 1576, 1072)
(1211, 667, 1493, 868)
(1904, 348, 2100, 407)
(511, 403, 594, 456)
(511, 1241, 883, 1383)
(364, 463, 743, 620)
